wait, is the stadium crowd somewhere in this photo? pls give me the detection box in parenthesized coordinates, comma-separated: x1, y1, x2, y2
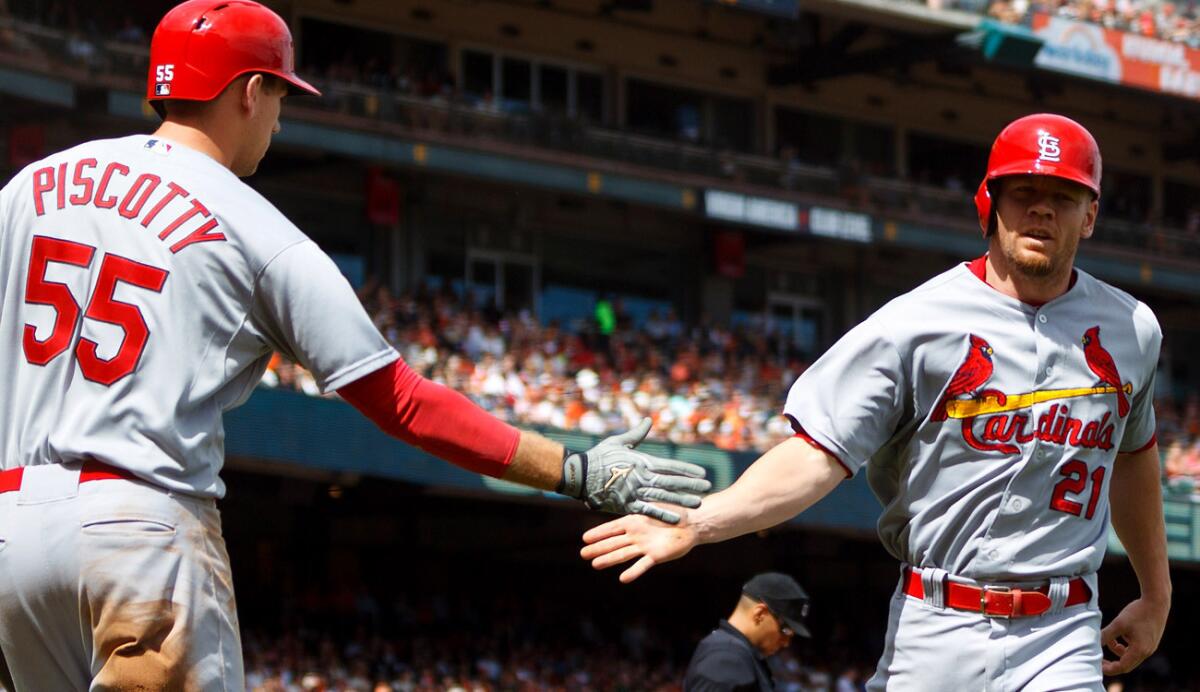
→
(234, 580, 1185, 691)
(1159, 394, 1200, 491)
(262, 281, 805, 454)
(976, 0, 1200, 46)
(918, 0, 1200, 46)
(260, 282, 1200, 489)
(243, 630, 865, 692)
(240, 589, 874, 692)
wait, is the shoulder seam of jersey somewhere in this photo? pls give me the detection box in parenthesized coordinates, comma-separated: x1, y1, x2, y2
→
(201, 239, 313, 400)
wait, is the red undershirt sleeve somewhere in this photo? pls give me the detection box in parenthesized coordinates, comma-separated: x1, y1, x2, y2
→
(336, 359, 522, 478)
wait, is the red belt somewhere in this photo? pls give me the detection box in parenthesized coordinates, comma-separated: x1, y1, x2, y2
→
(904, 567, 1090, 618)
(0, 460, 140, 494)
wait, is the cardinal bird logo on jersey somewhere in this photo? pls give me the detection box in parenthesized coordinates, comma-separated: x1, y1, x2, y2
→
(1082, 326, 1130, 418)
(932, 335, 1004, 422)
(935, 328, 1134, 457)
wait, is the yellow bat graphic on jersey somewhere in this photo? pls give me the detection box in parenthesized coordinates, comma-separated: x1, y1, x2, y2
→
(944, 383, 1133, 419)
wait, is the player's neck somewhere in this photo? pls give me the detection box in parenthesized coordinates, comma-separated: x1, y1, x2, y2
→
(983, 253, 1073, 307)
(152, 121, 234, 171)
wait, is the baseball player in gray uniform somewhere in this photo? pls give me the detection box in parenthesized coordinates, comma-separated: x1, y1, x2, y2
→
(0, 2, 709, 689)
(583, 113, 1170, 691)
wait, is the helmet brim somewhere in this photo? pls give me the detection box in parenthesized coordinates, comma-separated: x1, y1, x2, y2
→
(987, 161, 1099, 197)
(270, 70, 322, 97)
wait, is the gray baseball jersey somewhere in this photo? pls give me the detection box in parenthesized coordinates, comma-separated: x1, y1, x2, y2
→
(0, 135, 399, 497)
(784, 260, 1159, 581)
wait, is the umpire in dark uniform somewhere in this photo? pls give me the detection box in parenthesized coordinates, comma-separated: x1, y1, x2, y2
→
(683, 572, 811, 691)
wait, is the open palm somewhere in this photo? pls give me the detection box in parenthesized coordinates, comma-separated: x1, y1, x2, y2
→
(580, 509, 698, 583)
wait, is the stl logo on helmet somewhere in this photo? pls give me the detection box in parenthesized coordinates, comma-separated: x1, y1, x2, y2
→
(1036, 131, 1062, 162)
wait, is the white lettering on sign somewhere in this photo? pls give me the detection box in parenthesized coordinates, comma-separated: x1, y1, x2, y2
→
(705, 190, 746, 221)
(809, 207, 872, 243)
(1122, 34, 1187, 67)
(1160, 66, 1200, 98)
(704, 190, 798, 231)
(745, 197, 798, 230)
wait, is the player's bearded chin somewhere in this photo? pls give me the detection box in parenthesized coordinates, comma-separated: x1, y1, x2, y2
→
(1003, 230, 1080, 277)
(1003, 240, 1056, 277)
(998, 224, 1078, 279)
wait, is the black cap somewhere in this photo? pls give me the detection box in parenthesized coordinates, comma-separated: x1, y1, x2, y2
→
(742, 572, 811, 638)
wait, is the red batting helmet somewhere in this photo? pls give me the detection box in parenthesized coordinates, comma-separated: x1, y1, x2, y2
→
(974, 113, 1101, 235)
(147, 0, 320, 114)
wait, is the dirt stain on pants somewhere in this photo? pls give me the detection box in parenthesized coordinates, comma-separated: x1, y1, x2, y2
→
(90, 599, 189, 691)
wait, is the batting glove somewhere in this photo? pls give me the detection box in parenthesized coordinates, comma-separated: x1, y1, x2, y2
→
(558, 418, 712, 524)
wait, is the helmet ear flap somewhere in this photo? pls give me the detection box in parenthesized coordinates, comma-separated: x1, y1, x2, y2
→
(984, 181, 999, 238)
(974, 179, 992, 238)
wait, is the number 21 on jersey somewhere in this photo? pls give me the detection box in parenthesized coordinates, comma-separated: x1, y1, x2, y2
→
(22, 235, 168, 385)
(1050, 459, 1106, 520)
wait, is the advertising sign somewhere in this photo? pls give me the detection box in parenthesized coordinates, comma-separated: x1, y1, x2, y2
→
(1032, 13, 1200, 100)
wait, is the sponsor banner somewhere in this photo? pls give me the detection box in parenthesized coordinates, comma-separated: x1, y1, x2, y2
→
(805, 206, 873, 243)
(1031, 13, 1200, 100)
(704, 190, 874, 241)
(704, 189, 799, 231)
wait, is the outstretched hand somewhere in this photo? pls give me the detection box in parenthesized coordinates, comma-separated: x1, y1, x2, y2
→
(580, 510, 698, 583)
(1100, 596, 1169, 676)
(565, 418, 712, 524)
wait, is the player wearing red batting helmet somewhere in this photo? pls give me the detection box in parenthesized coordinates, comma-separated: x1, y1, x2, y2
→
(143, 0, 325, 176)
(584, 111, 1168, 690)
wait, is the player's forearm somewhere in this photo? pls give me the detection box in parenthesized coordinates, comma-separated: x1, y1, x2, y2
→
(689, 436, 844, 545)
(1110, 445, 1172, 603)
(500, 431, 564, 491)
(338, 360, 521, 477)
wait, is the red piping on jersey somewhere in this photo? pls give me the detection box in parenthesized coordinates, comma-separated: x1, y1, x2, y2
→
(1125, 434, 1157, 455)
(792, 427, 852, 479)
(966, 255, 1077, 308)
(337, 359, 521, 478)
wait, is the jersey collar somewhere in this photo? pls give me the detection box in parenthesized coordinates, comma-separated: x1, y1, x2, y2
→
(965, 254, 1078, 309)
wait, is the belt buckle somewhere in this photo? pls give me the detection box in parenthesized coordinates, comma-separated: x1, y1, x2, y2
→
(980, 585, 1012, 619)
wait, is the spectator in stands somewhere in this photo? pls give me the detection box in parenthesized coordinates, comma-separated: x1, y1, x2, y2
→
(1185, 205, 1200, 239)
(65, 28, 98, 68)
(988, 0, 1026, 24)
(835, 665, 865, 692)
(114, 15, 146, 44)
(677, 103, 701, 142)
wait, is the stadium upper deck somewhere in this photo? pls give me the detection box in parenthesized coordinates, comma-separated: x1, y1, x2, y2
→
(1, 0, 1198, 262)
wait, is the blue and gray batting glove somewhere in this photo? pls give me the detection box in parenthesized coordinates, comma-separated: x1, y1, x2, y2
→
(558, 418, 712, 524)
